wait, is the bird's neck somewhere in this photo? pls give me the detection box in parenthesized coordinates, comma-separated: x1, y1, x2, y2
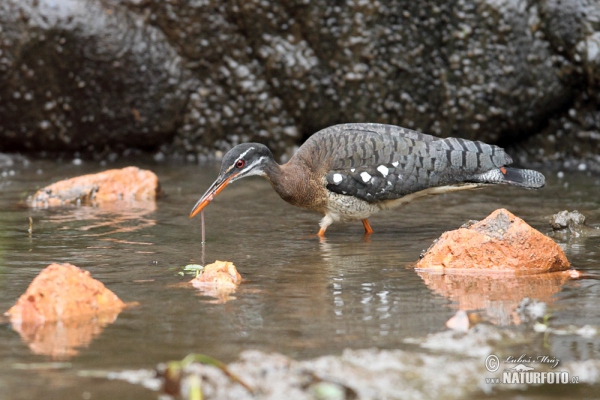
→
(263, 158, 324, 210)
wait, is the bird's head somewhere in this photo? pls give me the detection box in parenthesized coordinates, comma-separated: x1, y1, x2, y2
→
(189, 143, 274, 218)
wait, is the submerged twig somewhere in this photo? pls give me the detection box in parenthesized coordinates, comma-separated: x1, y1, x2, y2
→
(28, 217, 33, 237)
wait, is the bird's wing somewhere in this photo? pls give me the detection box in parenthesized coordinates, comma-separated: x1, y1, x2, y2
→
(314, 123, 512, 202)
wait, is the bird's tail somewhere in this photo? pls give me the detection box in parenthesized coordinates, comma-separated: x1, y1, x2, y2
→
(471, 167, 545, 189)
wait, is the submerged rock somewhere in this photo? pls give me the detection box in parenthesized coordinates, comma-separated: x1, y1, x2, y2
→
(104, 319, 600, 398)
(153, 348, 485, 400)
(28, 166, 160, 207)
(416, 208, 571, 274)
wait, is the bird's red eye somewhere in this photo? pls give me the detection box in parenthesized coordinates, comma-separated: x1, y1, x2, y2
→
(235, 160, 245, 168)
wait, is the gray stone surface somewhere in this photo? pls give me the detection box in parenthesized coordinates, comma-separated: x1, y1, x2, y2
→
(1, 0, 600, 163)
(0, 0, 190, 153)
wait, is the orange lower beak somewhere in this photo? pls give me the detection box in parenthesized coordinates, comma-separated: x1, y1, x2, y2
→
(189, 175, 234, 218)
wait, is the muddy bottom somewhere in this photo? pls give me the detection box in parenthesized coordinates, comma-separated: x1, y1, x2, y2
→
(1, 157, 600, 399)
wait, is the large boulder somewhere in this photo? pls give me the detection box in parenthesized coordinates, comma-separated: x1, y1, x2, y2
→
(126, 0, 573, 155)
(1, 0, 600, 162)
(0, 0, 190, 153)
(518, 0, 600, 168)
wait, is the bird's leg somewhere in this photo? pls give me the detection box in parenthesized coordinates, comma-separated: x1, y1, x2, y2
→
(362, 219, 374, 235)
(318, 214, 334, 237)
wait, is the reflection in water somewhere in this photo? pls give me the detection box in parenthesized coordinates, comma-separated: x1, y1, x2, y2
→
(42, 201, 156, 236)
(10, 311, 122, 359)
(190, 282, 238, 304)
(318, 238, 417, 339)
(417, 270, 575, 325)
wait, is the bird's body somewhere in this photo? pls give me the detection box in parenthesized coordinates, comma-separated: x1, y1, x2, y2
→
(190, 123, 545, 236)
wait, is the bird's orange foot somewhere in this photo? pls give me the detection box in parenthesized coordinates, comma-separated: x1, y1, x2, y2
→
(362, 219, 374, 235)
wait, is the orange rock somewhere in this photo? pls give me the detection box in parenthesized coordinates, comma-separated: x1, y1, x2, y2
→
(5, 263, 126, 358)
(416, 208, 570, 274)
(190, 261, 242, 303)
(6, 263, 126, 323)
(28, 166, 160, 207)
(191, 260, 242, 288)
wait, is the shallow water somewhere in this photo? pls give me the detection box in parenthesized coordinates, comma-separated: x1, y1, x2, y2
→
(1, 158, 600, 399)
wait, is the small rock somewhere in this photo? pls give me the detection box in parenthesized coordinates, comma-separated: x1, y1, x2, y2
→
(416, 208, 570, 273)
(549, 210, 600, 237)
(6, 263, 126, 323)
(5, 263, 127, 358)
(191, 260, 242, 288)
(549, 210, 586, 229)
(190, 261, 242, 303)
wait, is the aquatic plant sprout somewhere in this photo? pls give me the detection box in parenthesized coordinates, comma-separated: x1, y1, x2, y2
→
(182, 264, 204, 278)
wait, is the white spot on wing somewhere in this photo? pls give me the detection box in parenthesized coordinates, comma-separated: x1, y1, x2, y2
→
(332, 173, 343, 184)
(351, 168, 356, 172)
(377, 165, 389, 177)
(360, 172, 371, 183)
(392, 161, 399, 167)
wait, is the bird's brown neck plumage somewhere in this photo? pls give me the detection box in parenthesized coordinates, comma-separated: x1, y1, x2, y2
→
(263, 154, 328, 212)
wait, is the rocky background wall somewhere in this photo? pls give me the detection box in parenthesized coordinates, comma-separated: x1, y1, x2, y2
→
(1, 0, 599, 167)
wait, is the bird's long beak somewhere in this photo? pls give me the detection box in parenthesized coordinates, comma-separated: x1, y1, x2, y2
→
(189, 175, 235, 218)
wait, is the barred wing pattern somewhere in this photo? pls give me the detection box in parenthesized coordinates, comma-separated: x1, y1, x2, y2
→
(297, 123, 541, 203)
